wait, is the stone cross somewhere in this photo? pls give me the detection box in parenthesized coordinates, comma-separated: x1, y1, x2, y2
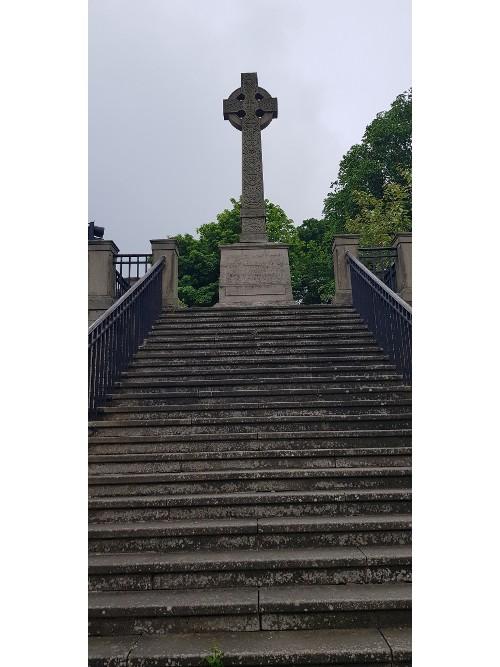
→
(223, 72, 278, 242)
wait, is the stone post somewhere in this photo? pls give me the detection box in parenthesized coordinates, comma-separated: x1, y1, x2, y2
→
(88, 239, 119, 325)
(150, 238, 179, 308)
(393, 232, 412, 304)
(331, 235, 360, 306)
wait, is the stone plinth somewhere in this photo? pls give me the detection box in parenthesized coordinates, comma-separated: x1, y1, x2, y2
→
(392, 233, 412, 305)
(151, 239, 179, 308)
(218, 242, 294, 307)
(88, 239, 119, 325)
(331, 235, 360, 306)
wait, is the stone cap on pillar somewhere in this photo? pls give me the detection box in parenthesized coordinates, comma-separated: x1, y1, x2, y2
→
(88, 239, 119, 254)
(392, 232, 412, 246)
(331, 234, 360, 250)
(150, 239, 179, 256)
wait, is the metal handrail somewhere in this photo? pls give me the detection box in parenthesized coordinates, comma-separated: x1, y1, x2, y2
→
(347, 251, 411, 381)
(88, 257, 165, 413)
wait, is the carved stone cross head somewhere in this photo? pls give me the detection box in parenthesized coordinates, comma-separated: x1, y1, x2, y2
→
(223, 72, 278, 131)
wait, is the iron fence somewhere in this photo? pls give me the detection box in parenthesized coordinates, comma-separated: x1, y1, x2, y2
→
(347, 251, 411, 382)
(88, 257, 165, 413)
(114, 254, 152, 296)
(358, 247, 397, 291)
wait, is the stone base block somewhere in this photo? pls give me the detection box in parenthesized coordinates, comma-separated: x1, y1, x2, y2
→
(218, 242, 294, 307)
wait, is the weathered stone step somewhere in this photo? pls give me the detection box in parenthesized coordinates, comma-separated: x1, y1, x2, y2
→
(98, 399, 412, 421)
(130, 354, 389, 369)
(89, 413, 412, 438)
(154, 313, 363, 326)
(88, 466, 412, 497)
(122, 366, 400, 382)
(108, 385, 411, 406)
(145, 330, 373, 345)
(89, 627, 411, 667)
(88, 429, 412, 455)
(88, 545, 412, 591)
(149, 323, 371, 337)
(115, 376, 406, 394)
(88, 446, 412, 474)
(88, 582, 411, 635)
(141, 339, 378, 354)
(158, 304, 355, 316)
(88, 514, 412, 554)
(88, 488, 411, 522)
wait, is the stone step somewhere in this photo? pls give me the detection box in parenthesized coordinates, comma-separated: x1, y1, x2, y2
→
(115, 376, 406, 394)
(89, 413, 412, 438)
(88, 545, 412, 591)
(88, 429, 412, 455)
(140, 340, 379, 354)
(145, 330, 373, 345)
(98, 399, 412, 421)
(130, 354, 389, 369)
(108, 385, 412, 406)
(121, 366, 401, 383)
(89, 627, 411, 667)
(153, 313, 363, 326)
(88, 446, 412, 474)
(88, 582, 411, 635)
(149, 323, 371, 337)
(88, 488, 411, 523)
(88, 467, 412, 497)
(157, 305, 356, 317)
(88, 514, 412, 554)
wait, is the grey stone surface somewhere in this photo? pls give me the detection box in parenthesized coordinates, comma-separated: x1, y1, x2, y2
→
(220, 73, 293, 306)
(392, 233, 412, 304)
(331, 235, 360, 306)
(223, 72, 277, 242)
(88, 636, 137, 666)
(128, 628, 391, 665)
(150, 238, 179, 308)
(380, 626, 412, 661)
(88, 239, 119, 325)
(218, 242, 294, 307)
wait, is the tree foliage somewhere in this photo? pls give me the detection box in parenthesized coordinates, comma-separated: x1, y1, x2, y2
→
(323, 90, 412, 239)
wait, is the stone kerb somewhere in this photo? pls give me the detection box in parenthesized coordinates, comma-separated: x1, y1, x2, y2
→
(88, 239, 119, 325)
(331, 235, 360, 306)
(392, 233, 412, 305)
(150, 239, 179, 309)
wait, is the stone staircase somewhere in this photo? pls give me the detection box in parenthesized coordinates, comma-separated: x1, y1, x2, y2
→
(88, 305, 411, 666)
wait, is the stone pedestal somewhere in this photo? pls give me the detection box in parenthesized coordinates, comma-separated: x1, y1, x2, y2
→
(88, 239, 119, 325)
(331, 235, 360, 306)
(150, 239, 179, 309)
(218, 242, 294, 307)
(393, 233, 412, 305)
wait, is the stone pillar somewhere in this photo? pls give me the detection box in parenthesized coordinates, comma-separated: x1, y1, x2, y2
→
(88, 239, 119, 325)
(331, 235, 360, 306)
(150, 239, 179, 309)
(393, 232, 412, 305)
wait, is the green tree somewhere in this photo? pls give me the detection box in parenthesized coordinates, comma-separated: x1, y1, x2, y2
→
(323, 90, 412, 237)
(345, 169, 412, 246)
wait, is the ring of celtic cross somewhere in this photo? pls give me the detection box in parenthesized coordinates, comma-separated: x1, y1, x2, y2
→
(223, 85, 278, 131)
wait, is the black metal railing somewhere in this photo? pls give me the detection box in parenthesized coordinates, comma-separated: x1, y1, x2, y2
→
(358, 247, 397, 291)
(114, 254, 152, 296)
(115, 270, 130, 298)
(88, 257, 165, 413)
(347, 251, 411, 382)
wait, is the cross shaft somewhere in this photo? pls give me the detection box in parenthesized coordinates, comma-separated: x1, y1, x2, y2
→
(223, 73, 278, 242)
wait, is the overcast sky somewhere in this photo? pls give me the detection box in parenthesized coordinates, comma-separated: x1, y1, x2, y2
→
(89, 0, 411, 253)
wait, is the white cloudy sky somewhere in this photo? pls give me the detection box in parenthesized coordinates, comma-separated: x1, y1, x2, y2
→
(89, 0, 411, 252)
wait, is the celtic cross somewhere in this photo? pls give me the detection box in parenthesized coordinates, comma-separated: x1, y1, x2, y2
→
(223, 72, 278, 242)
